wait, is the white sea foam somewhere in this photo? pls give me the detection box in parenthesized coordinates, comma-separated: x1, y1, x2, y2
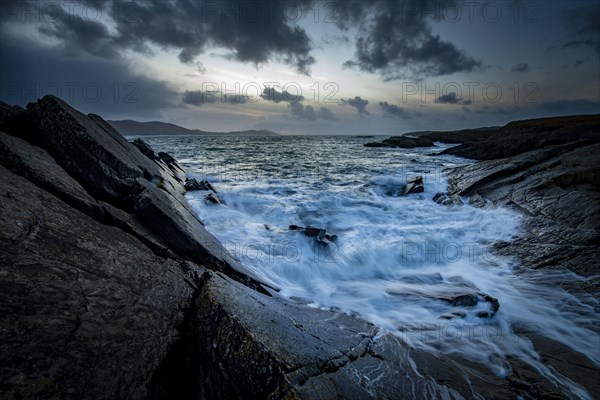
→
(145, 135, 598, 398)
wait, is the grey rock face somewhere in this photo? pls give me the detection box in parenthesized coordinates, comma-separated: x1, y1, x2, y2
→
(446, 141, 600, 279)
(0, 166, 203, 400)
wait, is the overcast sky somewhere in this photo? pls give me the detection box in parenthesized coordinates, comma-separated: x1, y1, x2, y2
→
(1, 0, 599, 134)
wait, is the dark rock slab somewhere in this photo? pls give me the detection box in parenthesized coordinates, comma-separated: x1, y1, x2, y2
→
(130, 177, 264, 290)
(0, 131, 105, 220)
(0, 166, 203, 400)
(205, 192, 222, 204)
(1, 95, 266, 291)
(432, 191, 463, 206)
(132, 137, 158, 160)
(193, 271, 546, 399)
(446, 142, 600, 278)
(14, 97, 163, 207)
(405, 175, 424, 194)
(184, 178, 216, 192)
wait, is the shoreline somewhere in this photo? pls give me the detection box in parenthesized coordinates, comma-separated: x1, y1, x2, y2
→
(1, 96, 598, 399)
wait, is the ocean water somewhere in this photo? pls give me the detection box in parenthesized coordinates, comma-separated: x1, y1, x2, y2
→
(141, 135, 598, 397)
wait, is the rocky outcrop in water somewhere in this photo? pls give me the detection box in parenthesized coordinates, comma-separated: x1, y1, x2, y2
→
(405, 175, 425, 194)
(1, 97, 598, 399)
(289, 225, 338, 245)
(364, 135, 435, 148)
(440, 115, 600, 282)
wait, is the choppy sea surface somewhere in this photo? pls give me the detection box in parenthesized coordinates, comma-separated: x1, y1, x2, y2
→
(141, 135, 598, 398)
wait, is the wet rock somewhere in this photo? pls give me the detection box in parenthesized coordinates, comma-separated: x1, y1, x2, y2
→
(304, 226, 324, 237)
(194, 270, 527, 400)
(446, 294, 479, 308)
(441, 293, 500, 317)
(364, 136, 435, 148)
(446, 130, 600, 280)
(484, 294, 500, 312)
(0, 166, 202, 400)
(433, 192, 452, 205)
(205, 192, 222, 204)
(289, 225, 338, 244)
(404, 175, 424, 195)
(132, 138, 158, 160)
(0, 95, 278, 400)
(184, 178, 216, 192)
(432, 191, 463, 206)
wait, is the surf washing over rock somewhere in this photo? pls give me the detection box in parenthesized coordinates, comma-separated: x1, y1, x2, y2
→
(143, 133, 599, 398)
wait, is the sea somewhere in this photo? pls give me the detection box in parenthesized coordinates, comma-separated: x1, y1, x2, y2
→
(139, 134, 598, 398)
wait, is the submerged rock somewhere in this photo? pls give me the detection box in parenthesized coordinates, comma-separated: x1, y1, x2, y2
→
(440, 292, 500, 318)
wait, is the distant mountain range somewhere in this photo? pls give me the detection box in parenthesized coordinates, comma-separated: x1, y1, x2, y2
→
(108, 119, 279, 136)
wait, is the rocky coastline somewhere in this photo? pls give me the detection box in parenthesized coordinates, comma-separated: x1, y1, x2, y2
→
(1, 96, 598, 399)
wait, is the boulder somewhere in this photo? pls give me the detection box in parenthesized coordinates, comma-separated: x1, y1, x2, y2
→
(404, 175, 424, 195)
(440, 293, 500, 318)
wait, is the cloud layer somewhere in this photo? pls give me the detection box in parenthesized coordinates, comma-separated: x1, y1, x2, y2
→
(340, 96, 369, 115)
(333, 0, 481, 79)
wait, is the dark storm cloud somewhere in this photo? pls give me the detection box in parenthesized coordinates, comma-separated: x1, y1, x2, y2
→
(0, 34, 177, 118)
(260, 88, 304, 103)
(435, 92, 472, 105)
(332, 0, 482, 80)
(3, 0, 483, 81)
(510, 63, 529, 73)
(287, 102, 338, 121)
(183, 90, 250, 106)
(111, 0, 315, 74)
(378, 101, 411, 119)
(560, 4, 600, 54)
(340, 96, 369, 115)
(3, 0, 316, 74)
(35, 9, 118, 58)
